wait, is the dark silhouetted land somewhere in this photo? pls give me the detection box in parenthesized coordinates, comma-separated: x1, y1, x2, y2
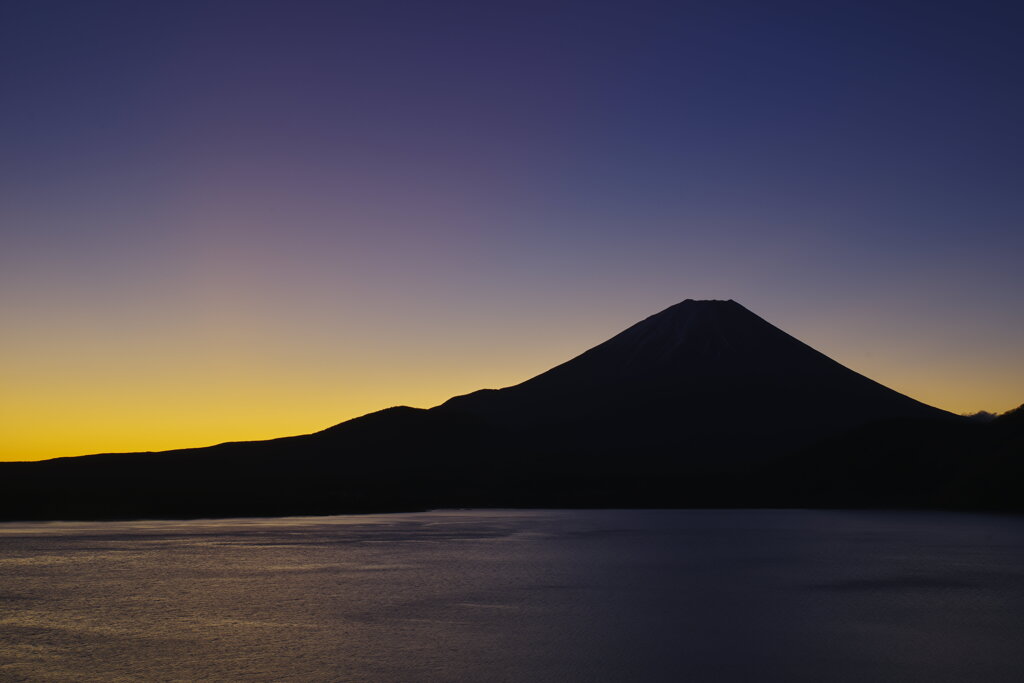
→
(2, 300, 1021, 520)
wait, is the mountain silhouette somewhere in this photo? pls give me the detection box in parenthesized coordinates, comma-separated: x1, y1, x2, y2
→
(3, 298, 1018, 521)
(433, 299, 948, 461)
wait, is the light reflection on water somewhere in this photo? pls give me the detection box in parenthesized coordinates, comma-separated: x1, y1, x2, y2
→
(2, 509, 1024, 682)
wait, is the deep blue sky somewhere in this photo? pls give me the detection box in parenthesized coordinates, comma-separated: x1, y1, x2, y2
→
(2, 0, 1022, 458)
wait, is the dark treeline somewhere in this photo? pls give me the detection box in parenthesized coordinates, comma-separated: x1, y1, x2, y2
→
(1, 404, 1020, 521)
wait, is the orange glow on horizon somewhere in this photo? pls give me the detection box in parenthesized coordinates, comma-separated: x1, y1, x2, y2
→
(2, 313, 1019, 462)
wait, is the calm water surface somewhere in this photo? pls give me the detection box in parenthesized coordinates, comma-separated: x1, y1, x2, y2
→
(2, 509, 1023, 682)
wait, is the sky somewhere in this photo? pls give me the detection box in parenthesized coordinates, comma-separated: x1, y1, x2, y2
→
(2, 0, 1022, 461)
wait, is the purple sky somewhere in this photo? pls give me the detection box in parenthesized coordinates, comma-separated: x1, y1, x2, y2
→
(2, 1, 1022, 459)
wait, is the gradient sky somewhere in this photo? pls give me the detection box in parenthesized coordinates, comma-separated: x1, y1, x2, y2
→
(2, 0, 1022, 461)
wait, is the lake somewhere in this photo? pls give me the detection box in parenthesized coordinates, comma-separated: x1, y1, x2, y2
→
(2, 509, 1024, 682)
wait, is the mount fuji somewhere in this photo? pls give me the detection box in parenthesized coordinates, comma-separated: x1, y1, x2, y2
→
(431, 299, 949, 460)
